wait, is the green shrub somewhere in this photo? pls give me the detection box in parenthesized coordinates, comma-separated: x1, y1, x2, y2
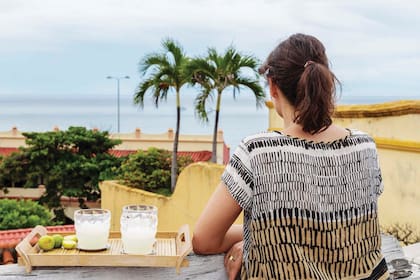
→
(118, 148, 193, 196)
(0, 199, 54, 230)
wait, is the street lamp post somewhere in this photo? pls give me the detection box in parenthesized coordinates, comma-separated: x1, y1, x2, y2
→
(106, 75, 130, 133)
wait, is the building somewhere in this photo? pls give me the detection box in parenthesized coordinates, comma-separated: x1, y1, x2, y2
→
(0, 127, 230, 164)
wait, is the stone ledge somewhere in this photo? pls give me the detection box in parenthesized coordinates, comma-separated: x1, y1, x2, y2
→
(334, 100, 420, 118)
(265, 100, 420, 118)
(375, 138, 420, 153)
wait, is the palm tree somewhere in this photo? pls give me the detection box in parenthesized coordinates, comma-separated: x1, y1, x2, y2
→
(187, 46, 265, 163)
(134, 38, 190, 192)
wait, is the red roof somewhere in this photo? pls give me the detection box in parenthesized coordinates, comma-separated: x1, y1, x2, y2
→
(1, 147, 212, 163)
(108, 150, 213, 162)
(179, 151, 212, 162)
(108, 149, 135, 157)
(0, 225, 75, 248)
(0, 225, 75, 265)
(0, 147, 19, 157)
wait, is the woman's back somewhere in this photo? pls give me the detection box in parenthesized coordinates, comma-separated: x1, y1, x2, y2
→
(193, 34, 389, 280)
(222, 129, 388, 279)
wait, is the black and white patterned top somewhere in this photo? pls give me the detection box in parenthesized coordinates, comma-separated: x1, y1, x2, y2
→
(222, 129, 389, 280)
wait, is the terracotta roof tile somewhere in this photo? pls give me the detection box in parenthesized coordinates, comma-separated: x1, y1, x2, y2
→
(109, 149, 212, 162)
(0, 225, 75, 264)
(178, 151, 212, 162)
(108, 149, 135, 157)
(0, 225, 75, 250)
(0, 147, 19, 157)
(1, 248, 14, 265)
(1, 147, 213, 163)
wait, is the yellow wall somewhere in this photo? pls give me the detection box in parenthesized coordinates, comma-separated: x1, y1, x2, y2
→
(100, 162, 243, 233)
(377, 148, 420, 231)
(333, 114, 419, 142)
(0, 127, 26, 148)
(267, 100, 420, 140)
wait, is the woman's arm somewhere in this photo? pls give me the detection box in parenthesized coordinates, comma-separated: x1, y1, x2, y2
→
(193, 181, 243, 254)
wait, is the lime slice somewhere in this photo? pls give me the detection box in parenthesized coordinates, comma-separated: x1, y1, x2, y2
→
(62, 239, 77, 249)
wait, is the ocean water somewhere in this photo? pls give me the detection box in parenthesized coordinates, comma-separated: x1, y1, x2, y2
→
(0, 93, 413, 153)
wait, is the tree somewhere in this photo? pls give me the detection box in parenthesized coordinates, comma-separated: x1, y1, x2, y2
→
(186, 46, 265, 162)
(0, 150, 29, 189)
(134, 38, 190, 192)
(118, 147, 193, 196)
(0, 127, 122, 223)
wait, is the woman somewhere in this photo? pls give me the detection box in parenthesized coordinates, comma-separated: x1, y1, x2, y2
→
(193, 33, 389, 280)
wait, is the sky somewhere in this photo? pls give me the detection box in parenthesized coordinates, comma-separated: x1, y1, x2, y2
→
(0, 0, 419, 102)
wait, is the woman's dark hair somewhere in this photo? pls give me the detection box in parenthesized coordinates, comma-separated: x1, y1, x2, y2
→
(260, 33, 340, 134)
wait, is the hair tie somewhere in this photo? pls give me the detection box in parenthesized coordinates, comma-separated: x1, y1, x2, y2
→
(304, 61, 315, 68)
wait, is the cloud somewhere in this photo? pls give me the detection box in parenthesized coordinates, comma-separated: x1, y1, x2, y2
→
(0, 0, 419, 98)
(0, 1, 332, 51)
(1, 0, 419, 52)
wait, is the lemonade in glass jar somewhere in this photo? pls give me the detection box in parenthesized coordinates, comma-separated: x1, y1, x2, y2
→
(120, 205, 158, 254)
(74, 209, 111, 250)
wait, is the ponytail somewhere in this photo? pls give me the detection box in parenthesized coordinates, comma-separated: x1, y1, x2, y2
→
(294, 62, 338, 134)
(260, 33, 340, 135)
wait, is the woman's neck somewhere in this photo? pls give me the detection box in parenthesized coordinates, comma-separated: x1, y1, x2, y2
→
(281, 122, 350, 144)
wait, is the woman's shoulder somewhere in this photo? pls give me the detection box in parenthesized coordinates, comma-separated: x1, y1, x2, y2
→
(347, 128, 375, 142)
(239, 130, 288, 146)
(237, 129, 377, 153)
(347, 128, 368, 136)
(240, 129, 377, 151)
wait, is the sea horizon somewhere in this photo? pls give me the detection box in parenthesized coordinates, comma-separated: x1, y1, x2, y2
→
(1, 93, 418, 152)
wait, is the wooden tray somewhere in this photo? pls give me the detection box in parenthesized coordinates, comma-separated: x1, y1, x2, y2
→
(16, 224, 192, 274)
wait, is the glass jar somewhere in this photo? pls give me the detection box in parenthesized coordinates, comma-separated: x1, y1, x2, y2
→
(120, 204, 158, 254)
(74, 208, 111, 250)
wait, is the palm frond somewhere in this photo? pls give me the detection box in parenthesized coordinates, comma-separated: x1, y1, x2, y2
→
(238, 55, 259, 70)
(154, 84, 170, 107)
(188, 58, 216, 84)
(207, 47, 221, 68)
(134, 78, 156, 108)
(139, 53, 170, 75)
(234, 76, 266, 107)
(194, 87, 213, 123)
(162, 38, 187, 68)
(134, 75, 173, 109)
(222, 46, 239, 71)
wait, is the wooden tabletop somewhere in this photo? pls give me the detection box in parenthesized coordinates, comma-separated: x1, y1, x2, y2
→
(1, 235, 419, 280)
(0, 253, 227, 280)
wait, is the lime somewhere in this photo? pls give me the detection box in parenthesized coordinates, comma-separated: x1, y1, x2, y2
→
(52, 234, 64, 248)
(62, 239, 77, 249)
(38, 235, 55, 251)
(64, 234, 78, 242)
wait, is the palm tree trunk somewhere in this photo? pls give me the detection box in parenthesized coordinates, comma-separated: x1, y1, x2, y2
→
(211, 91, 222, 163)
(171, 90, 181, 192)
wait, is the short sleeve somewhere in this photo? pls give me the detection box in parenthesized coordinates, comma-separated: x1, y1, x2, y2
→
(375, 158, 384, 195)
(371, 139, 384, 196)
(221, 140, 253, 211)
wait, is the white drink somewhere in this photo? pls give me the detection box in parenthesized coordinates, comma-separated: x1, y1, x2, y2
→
(120, 205, 158, 255)
(74, 209, 111, 251)
(121, 226, 156, 254)
(76, 222, 110, 250)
